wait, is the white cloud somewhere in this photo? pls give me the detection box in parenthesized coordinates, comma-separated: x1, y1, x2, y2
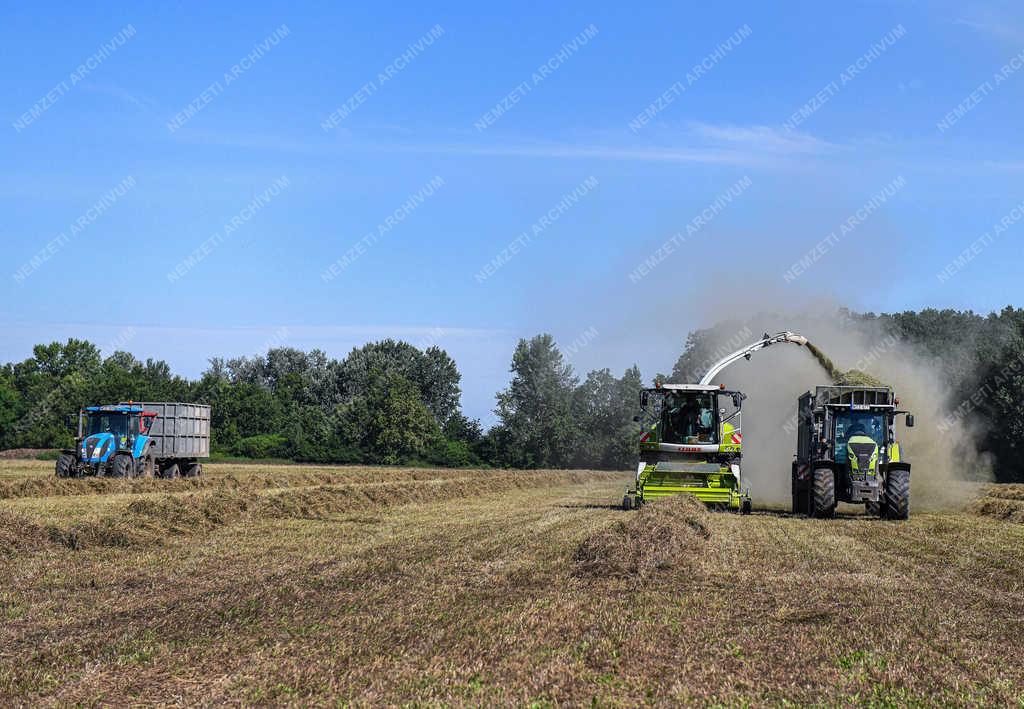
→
(687, 121, 839, 155)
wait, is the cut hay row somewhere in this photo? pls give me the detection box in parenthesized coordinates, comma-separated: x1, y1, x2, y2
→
(978, 484, 1024, 502)
(2, 470, 618, 552)
(970, 495, 1024, 524)
(572, 494, 711, 580)
(0, 466, 546, 501)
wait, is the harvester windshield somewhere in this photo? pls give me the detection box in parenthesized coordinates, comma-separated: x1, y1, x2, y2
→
(833, 412, 884, 464)
(661, 392, 718, 444)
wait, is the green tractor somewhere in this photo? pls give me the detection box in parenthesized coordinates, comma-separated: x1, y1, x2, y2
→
(792, 386, 915, 519)
(624, 332, 809, 513)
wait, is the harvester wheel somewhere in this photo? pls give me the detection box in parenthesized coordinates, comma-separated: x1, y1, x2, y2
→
(812, 469, 835, 518)
(163, 463, 180, 480)
(865, 501, 881, 517)
(110, 454, 131, 478)
(622, 495, 632, 511)
(741, 498, 752, 515)
(883, 470, 910, 520)
(55, 454, 74, 478)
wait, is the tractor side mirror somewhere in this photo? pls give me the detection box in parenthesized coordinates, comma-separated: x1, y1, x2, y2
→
(906, 414, 915, 428)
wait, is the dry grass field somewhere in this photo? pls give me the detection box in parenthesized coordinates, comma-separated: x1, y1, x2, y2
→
(1, 460, 1022, 706)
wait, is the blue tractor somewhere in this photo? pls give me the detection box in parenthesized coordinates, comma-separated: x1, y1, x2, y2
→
(56, 402, 211, 479)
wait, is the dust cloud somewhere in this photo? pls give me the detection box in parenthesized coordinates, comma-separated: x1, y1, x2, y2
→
(692, 309, 989, 510)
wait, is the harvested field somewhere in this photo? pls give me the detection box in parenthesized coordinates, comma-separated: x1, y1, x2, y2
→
(1, 461, 1022, 705)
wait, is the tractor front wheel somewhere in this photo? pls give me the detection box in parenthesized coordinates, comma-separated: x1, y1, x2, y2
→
(812, 469, 835, 518)
(110, 454, 131, 478)
(884, 470, 910, 520)
(55, 454, 75, 478)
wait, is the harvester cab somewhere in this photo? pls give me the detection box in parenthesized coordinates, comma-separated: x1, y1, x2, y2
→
(626, 383, 750, 513)
(58, 404, 159, 478)
(792, 386, 914, 519)
(624, 331, 810, 513)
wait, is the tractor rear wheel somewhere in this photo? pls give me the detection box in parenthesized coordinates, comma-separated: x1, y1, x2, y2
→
(812, 469, 835, 518)
(884, 470, 910, 520)
(138, 453, 155, 478)
(55, 454, 74, 478)
(110, 454, 131, 478)
(163, 462, 180, 480)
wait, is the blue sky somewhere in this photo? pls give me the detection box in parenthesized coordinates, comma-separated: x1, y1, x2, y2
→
(2, 1, 1023, 421)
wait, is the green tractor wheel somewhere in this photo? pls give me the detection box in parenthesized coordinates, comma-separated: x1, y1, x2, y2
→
(884, 470, 910, 520)
(812, 469, 835, 518)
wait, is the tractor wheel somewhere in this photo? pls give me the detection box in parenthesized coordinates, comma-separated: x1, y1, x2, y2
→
(884, 470, 910, 520)
(865, 500, 882, 517)
(812, 469, 835, 518)
(163, 462, 180, 480)
(55, 454, 74, 478)
(110, 454, 131, 478)
(184, 462, 202, 478)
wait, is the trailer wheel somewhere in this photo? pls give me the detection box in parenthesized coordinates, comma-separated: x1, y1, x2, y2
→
(884, 470, 910, 520)
(163, 462, 180, 480)
(110, 454, 131, 478)
(812, 469, 835, 518)
(55, 454, 74, 478)
(184, 462, 201, 478)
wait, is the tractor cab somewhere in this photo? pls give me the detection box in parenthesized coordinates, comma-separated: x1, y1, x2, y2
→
(75, 404, 157, 471)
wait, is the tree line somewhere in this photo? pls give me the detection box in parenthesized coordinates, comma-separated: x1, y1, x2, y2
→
(1, 307, 1021, 481)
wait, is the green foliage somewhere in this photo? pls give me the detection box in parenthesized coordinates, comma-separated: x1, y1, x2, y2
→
(233, 434, 290, 459)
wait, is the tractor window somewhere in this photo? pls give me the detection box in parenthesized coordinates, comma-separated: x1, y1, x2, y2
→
(661, 393, 718, 444)
(86, 413, 129, 439)
(834, 412, 885, 463)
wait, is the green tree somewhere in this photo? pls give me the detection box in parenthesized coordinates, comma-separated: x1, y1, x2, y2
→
(571, 365, 642, 470)
(494, 334, 578, 468)
(339, 369, 441, 464)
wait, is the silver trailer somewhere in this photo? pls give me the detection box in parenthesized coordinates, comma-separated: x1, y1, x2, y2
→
(121, 401, 211, 478)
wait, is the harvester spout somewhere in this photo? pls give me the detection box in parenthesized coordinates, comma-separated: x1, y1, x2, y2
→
(698, 331, 808, 386)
